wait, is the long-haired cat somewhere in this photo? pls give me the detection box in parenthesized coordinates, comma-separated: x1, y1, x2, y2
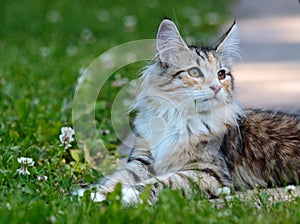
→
(84, 19, 300, 204)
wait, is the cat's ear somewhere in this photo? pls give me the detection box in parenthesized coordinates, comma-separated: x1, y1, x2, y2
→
(156, 19, 189, 65)
(214, 22, 240, 63)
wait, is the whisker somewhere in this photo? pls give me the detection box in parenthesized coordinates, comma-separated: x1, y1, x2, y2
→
(205, 91, 215, 123)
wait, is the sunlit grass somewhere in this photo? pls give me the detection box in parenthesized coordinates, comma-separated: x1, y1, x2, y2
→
(1, 0, 299, 223)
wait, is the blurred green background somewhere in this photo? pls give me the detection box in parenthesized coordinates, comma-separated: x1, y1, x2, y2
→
(0, 0, 231, 153)
(0, 0, 239, 222)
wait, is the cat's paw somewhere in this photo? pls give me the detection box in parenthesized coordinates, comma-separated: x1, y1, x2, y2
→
(91, 191, 106, 202)
(121, 186, 142, 206)
(71, 188, 107, 202)
(71, 186, 142, 205)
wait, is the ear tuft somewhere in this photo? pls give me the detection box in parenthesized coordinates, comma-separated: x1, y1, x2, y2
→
(214, 22, 241, 64)
(156, 19, 189, 63)
(157, 20, 185, 51)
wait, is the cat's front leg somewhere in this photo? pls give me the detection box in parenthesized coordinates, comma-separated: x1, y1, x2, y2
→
(89, 158, 150, 201)
(72, 158, 151, 203)
(145, 170, 223, 201)
(122, 170, 225, 204)
(73, 137, 153, 203)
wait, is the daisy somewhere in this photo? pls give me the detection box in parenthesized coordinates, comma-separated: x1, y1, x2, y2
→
(17, 157, 34, 175)
(59, 126, 75, 149)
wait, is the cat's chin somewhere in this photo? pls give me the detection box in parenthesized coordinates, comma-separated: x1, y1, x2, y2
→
(194, 98, 225, 113)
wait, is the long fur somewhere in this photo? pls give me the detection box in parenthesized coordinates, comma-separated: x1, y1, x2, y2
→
(87, 19, 300, 204)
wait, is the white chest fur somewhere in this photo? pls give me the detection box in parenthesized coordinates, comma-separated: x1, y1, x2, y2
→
(133, 97, 242, 174)
(134, 102, 207, 172)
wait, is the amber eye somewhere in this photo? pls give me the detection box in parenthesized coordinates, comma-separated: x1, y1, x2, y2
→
(187, 67, 204, 78)
(217, 69, 226, 80)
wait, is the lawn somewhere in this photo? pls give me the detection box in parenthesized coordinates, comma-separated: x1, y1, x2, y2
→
(0, 0, 299, 223)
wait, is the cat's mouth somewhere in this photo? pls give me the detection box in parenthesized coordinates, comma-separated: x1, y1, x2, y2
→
(195, 95, 218, 103)
(191, 90, 219, 102)
(203, 96, 217, 102)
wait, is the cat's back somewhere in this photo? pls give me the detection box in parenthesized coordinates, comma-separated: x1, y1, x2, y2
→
(243, 109, 300, 147)
(223, 108, 300, 189)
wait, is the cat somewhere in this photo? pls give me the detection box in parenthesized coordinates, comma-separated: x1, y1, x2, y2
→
(83, 19, 300, 205)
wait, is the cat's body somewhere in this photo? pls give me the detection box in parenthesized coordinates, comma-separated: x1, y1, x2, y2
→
(222, 109, 300, 189)
(88, 20, 300, 204)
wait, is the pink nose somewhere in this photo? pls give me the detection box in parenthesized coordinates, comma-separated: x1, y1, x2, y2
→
(209, 85, 222, 94)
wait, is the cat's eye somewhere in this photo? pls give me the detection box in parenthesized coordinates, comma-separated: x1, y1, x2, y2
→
(187, 67, 203, 78)
(217, 69, 226, 80)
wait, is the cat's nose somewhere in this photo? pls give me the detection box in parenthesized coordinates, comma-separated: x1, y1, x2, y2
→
(209, 85, 222, 94)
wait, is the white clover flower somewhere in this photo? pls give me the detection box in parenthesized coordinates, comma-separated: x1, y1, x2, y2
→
(17, 157, 34, 166)
(6, 203, 11, 210)
(17, 157, 34, 175)
(101, 129, 110, 136)
(40, 47, 50, 57)
(285, 185, 296, 195)
(111, 78, 128, 87)
(17, 167, 30, 175)
(123, 15, 137, 31)
(59, 126, 75, 149)
(37, 175, 48, 182)
(46, 10, 62, 23)
(66, 45, 78, 56)
(96, 10, 110, 23)
(100, 53, 115, 69)
(48, 215, 56, 223)
(80, 28, 96, 44)
(217, 186, 231, 197)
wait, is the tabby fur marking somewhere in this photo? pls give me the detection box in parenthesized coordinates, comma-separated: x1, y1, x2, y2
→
(88, 19, 300, 204)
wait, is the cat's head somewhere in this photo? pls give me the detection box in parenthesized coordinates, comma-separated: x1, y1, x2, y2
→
(157, 19, 240, 111)
(139, 19, 241, 114)
(134, 19, 244, 139)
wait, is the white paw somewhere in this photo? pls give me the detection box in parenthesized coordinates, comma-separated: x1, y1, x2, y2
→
(91, 192, 106, 202)
(71, 188, 106, 202)
(121, 186, 142, 205)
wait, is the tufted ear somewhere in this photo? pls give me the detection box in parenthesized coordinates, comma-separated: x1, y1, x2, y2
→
(156, 19, 190, 66)
(214, 22, 241, 64)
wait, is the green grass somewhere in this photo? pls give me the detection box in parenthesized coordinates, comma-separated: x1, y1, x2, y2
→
(1, 0, 299, 223)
